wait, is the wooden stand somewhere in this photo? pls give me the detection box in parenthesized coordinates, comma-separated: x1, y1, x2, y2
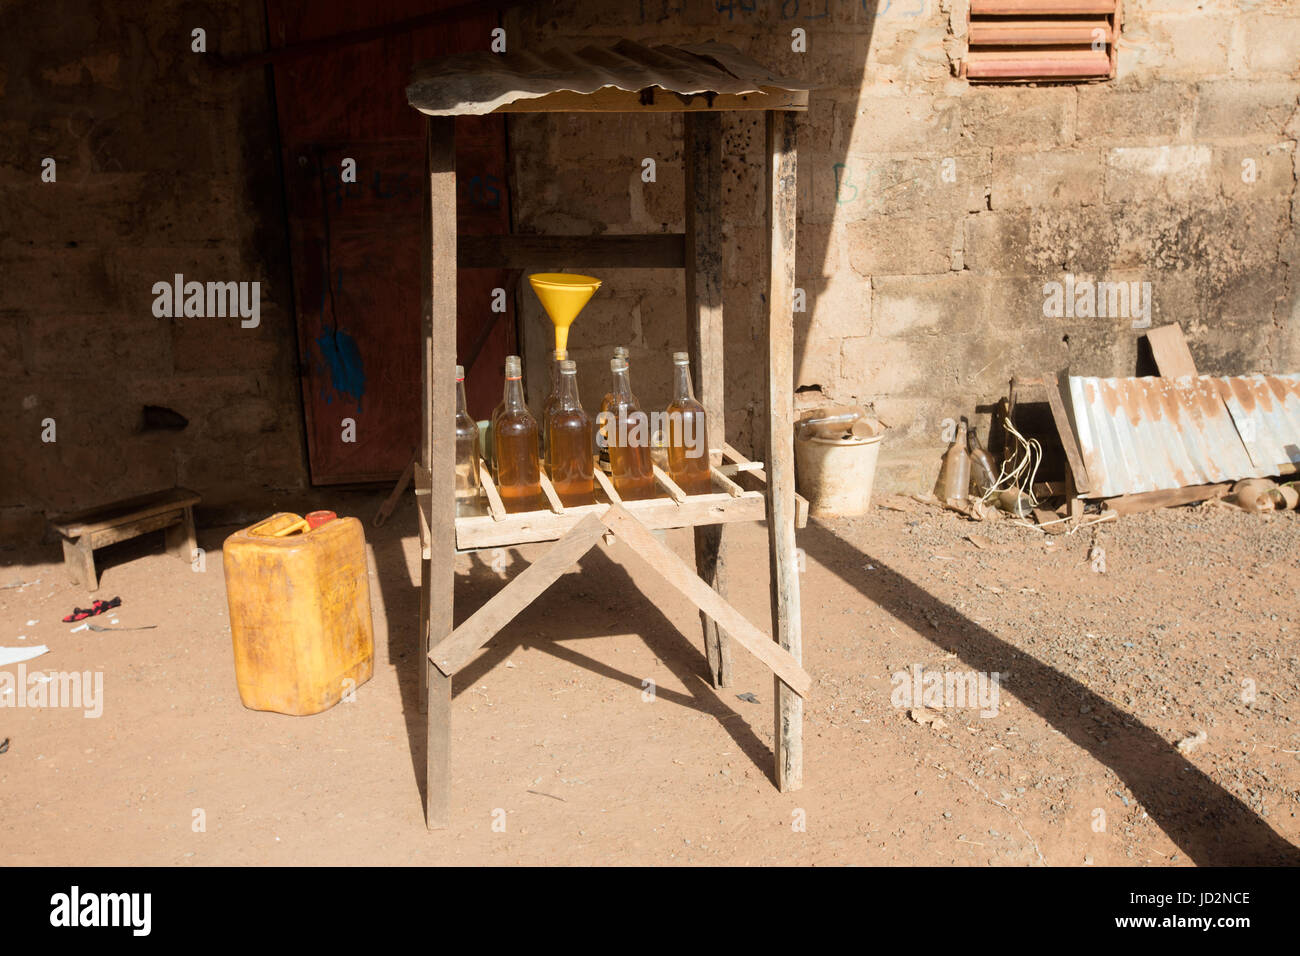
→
(416, 108, 806, 829)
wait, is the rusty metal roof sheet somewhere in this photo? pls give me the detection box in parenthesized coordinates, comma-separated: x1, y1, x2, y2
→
(1067, 374, 1300, 497)
(407, 40, 809, 115)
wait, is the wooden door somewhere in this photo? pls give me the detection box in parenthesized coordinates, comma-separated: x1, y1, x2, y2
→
(267, 0, 512, 483)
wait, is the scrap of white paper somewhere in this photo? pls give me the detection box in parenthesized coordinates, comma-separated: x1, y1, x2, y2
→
(0, 645, 50, 666)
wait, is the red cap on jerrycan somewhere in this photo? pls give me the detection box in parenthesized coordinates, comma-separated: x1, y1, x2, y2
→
(305, 510, 337, 529)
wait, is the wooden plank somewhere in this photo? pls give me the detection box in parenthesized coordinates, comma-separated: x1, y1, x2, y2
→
(972, 0, 1115, 12)
(464, 86, 809, 114)
(458, 234, 685, 270)
(601, 507, 810, 698)
(374, 450, 417, 526)
(424, 116, 457, 830)
(685, 110, 734, 689)
(1102, 482, 1231, 516)
(1145, 323, 1198, 379)
(430, 513, 607, 676)
(61, 538, 95, 588)
(1048, 372, 1093, 494)
(52, 487, 201, 537)
(164, 506, 197, 562)
(765, 110, 804, 791)
(1032, 505, 1067, 534)
(710, 465, 745, 498)
(86, 509, 184, 550)
(455, 489, 763, 550)
(721, 442, 809, 528)
(478, 460, 507, 521)
(592, 462, 622, 504)
(652, 464, 687, 504)
(969, 18, 1113, 44)
(538, 470, 566, 514)
(417, 497, 431, 560)
(966, 49, 1112, 79)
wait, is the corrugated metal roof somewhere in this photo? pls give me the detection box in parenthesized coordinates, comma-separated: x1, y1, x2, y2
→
(1067, 374, 1300, 497)
(407, 40, 809, 116)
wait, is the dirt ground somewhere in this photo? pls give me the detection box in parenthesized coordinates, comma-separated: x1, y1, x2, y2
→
(2, 491, 1298, 866)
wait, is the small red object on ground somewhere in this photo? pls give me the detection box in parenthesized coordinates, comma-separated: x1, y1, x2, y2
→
(62, 596, 122, 622)
(305, 510, 337, 529)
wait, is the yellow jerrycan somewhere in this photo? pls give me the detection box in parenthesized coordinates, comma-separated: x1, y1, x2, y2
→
(223, 512, 374, 715)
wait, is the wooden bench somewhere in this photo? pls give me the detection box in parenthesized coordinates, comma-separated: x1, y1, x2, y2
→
(50, 488, 201, 591)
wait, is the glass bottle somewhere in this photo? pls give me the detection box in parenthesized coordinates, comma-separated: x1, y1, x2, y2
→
(540, 348, 567, 468)
(606, 356, 655, 500)
(454, 365, 483, 516)
(937, 419, 971, 506)
(548, 359, 595, 506)
(666, 351, 712, 496)
(967, 420, 998, 496)
(493, 355, 542, 513)
(598, 346, 630, 464)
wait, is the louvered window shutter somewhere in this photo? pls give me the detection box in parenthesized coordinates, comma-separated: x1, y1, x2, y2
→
(966, 0, 1119, 82)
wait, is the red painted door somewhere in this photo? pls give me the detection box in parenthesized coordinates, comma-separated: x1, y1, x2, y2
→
(267, 0, 513, 483)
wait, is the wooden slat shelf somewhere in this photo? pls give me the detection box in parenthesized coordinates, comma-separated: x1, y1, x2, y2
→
(415, 454, 767, 551)
(456, 488, 765, 550)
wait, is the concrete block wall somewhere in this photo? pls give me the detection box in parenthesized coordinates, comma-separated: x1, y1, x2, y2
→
(2, 0, 1296, 542)
(509, 0, 1300, 492)
(0, 1, 307, 538)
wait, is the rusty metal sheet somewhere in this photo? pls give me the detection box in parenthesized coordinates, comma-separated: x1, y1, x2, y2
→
(1068, 375, 1280, 497)
(1210, 374, 1300, 472)
(407, 40, 809, 115)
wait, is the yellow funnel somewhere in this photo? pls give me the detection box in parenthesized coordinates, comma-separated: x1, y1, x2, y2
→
(529, 273, 601, 353)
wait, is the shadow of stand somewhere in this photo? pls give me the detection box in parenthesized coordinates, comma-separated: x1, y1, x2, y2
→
(799, 517, 1300, 866)
(368, 499, 772, 813)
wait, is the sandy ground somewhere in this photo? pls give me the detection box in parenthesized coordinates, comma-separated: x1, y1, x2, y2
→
(1, 492, 1297, 866)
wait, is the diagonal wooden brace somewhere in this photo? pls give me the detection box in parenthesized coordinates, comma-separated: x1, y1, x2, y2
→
(599, 505, 811, 698)
(428, 505, 811, 699)
(428, 512, 605, 676)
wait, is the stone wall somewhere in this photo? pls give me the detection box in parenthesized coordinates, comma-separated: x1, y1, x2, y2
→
(508, 0, 1300, 491)
(2, 0, 1297, 543)
(0, 0, 306, 539)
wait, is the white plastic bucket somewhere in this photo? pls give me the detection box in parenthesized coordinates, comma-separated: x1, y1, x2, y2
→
(795, 418, 884, 517)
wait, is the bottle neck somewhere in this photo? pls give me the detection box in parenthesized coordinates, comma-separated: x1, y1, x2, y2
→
(456, 378, 469, 416)
(559, 372, 582, 410)
(502, 372, 527, 412)
(672, 364, 695, 403)
(611, 367, 634, 405)
(549, 351, 566, 394)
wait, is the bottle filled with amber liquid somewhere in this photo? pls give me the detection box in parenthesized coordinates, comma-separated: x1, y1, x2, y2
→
(666, 351, 712, 496)
(539, 348, 567, 468)
(598, 346, 630, 466)
(606, 356, 655, 500)
(547, 359, 595, 506)
(493, 355, 542, 513)
(454, 364, 483, 516)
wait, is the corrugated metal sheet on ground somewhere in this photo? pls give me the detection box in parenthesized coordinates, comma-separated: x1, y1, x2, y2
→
(1068, 374, 1300, 497)
(1209, 375, 1300, 472)
(407, 40, 810, 115)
